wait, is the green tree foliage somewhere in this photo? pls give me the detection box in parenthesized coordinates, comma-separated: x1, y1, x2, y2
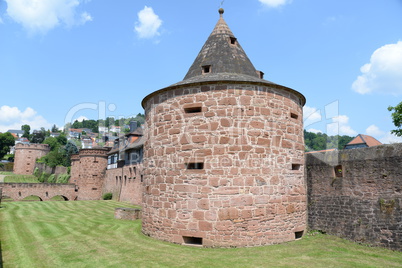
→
(39, 139, 78, 167)
(304, 130, 354, 152)
(51, 124, 59, 133)
(21, 124, 31, 139)
(43, 137, 60, 151)
(31, 128, 46, 144)
(56, 133, 67, 145)
(0, 132, 15, 159)
(388, 102, 402, 137)
(71, 119, 99, 133)
(63, 141, 79, 166)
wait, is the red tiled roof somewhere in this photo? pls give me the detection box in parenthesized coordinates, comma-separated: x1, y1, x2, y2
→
(347, 134, 382, 147)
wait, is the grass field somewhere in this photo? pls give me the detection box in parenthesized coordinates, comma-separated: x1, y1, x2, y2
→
(3, 174, 40, 183)
(0, 201, 401, 268)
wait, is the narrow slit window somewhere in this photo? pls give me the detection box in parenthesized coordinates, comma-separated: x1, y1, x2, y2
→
(184, 106, 202, 113)
(291, 113, 299, 120)
(186, 163, 204, 170)
(202, 65, 211, 74)
(230, 37, 237, 45)
(334, 165, 343, 177)
(183, 236, 203, 246)
(292, 164, 301, 171)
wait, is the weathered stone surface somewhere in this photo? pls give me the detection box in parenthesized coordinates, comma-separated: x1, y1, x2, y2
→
(307, 144, 402, 251)
(13, 144, 50, 175)
(142, 84, 306, 247)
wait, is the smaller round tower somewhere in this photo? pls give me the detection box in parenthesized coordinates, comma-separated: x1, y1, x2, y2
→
(13, 143, 50, 175)
(71, 148, 110, 200)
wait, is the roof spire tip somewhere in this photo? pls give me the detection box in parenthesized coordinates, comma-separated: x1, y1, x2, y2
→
(219, 8, 224, 16)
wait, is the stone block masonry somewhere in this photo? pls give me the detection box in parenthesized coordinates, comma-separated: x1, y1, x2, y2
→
(13, 144, 50, 175)
(0, 183, 77, 201)
(70, 148, 109, 200)
(103, 164, 143, 205)
(307, 144, 402, 251)
(142, 84, 306, 247)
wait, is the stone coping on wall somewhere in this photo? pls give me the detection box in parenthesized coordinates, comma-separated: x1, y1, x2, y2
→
(306, 143, 402, 166)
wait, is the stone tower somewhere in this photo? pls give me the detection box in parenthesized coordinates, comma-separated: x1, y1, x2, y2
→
(70, 148, 109, 200)
(141, 9, 307, 247)
(13, 143, 50, 175)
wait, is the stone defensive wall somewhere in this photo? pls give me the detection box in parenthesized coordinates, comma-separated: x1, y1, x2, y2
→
(307, 143, 402, 251)
(103, 164, 143, 205)
(142, 84, 306, 247)
(0, 183, 77, 201)
(13, 143, 50, 175)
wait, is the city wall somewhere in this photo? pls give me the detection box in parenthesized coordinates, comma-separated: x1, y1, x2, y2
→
(307, 144, 402, 251)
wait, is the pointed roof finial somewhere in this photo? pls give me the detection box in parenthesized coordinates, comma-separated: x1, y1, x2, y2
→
(219, 8, 224, 16)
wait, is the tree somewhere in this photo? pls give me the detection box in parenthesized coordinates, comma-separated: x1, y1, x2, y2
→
(43, 137, 60, 151)
(31, 128, 46, 144)
(388, 102, 402, 137)
(21, 124, 31, 139)
(0, 132, 15, 159)
(63, 141, 79, 166)
(56, 133, 67, 145)
(51, 124, 59, 133)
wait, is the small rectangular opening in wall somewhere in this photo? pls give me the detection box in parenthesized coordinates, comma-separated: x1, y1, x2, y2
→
(202, 65, 211, 74)
(295, 231, 304, 240)
(290, 113, 299, 120)
(186, 163, 204, 170)
(334, 165, 343, 177)
(183, 236, 203, 246)
(184, 106, 202, 114)
(92, 188, 98, 190)
(229, 37, 237, 45)
(292, 164, 301, 171)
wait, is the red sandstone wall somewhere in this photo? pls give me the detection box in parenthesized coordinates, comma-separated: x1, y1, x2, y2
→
(13, 144, 50, 175)
(74, 148, 109, 200)
(103, 164, 143, 205)
(1, 183, 77, 201)
(142, 85, 306, 247)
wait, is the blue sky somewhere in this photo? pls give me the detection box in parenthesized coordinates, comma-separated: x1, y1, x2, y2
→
(1, 0, 402, 144)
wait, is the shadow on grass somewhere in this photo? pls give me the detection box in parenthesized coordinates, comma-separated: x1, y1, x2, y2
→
(0, 240, 3, 268)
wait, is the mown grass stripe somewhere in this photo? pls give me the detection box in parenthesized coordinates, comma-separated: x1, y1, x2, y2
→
(1, 201, 401, 267)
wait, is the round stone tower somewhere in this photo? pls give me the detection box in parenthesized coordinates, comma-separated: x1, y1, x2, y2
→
(141, 9, 307, 247)
(13, 143, 50, 175)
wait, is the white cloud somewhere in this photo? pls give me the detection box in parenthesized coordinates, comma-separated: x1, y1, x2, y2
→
(352, 41, 402, 95)
(303, 106, 322, 127)
(134, 6, 162, 39)
(366, 124, 385, 137)
(74, 116, 88, 122)
(259, 0, 292, 8)
(380, 132, 402, 144)
(80, 11, 92, 24)
(4, 0, 92, 34)
(327, 115, 358, 136)
(0, 106, 52, 133)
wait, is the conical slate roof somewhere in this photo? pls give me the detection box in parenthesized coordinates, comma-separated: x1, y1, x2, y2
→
(142, 9, 306, 107)
(183, 8, 259, 81)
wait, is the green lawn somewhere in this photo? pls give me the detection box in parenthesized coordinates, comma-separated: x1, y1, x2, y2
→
(3, 174, 40, 183)
(0, 201, 401, 268)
